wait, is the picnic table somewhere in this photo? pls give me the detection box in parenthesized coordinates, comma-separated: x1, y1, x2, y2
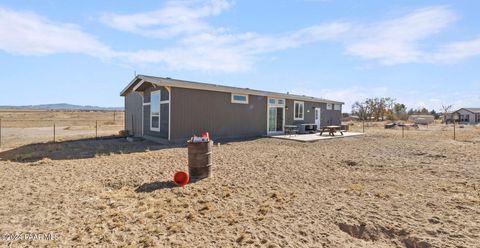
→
(284, 125, 298, 136)
(318, 125, 343, 136)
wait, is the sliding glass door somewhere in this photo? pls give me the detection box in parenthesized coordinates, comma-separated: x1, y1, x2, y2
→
(267, 98, 285, 134)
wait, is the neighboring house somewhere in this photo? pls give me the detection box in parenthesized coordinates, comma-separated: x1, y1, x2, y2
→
(121, 75, 343, 143)
(342, 115, 359, 122)
(442, 112, 457, 124)
(454, 108, 480, 124)
(408, 114, 435, 125)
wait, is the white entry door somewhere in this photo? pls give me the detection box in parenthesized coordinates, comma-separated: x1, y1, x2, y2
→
(315, 108, 321, 128)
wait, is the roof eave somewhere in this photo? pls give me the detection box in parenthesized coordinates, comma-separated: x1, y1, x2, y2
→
(120, 76, 143, 96)
(123, 75, 344, 104)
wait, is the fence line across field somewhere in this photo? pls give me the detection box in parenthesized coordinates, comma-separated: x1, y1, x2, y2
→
(0, 118, 124, 148)
(350, 120, 464, 140)
(2, 119, 122, 122)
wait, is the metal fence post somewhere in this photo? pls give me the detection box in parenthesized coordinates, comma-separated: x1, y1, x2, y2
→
(53, 122, 56, 143)
(453, 122, 456, 140)
(0, 118, 2, 148)
(95, 121, 98, 139)
(113, 111, 116, 122)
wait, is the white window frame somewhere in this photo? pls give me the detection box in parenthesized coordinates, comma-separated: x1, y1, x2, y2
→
(294, 101, 304, 120)
(231, 93, 249, 104)
(334, 104, 341, 111)
(326, 103, 333, 110)
(150, 90, 161, 132)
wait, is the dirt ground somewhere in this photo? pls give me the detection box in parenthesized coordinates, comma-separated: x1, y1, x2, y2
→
(0, 124, 479, 247)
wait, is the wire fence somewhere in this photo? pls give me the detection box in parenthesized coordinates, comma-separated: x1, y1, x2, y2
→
(346, 120, 480, 142)
(0, 119, 125, 149)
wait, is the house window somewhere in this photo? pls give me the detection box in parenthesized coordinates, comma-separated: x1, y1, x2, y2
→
(334, 104, 341, 111)
(268, 98, 285, 106)
(294, 101, 304, 120)
(326, 103, 333, 110)
(231, 94, 248, 104)
(150, 90, 160, 131)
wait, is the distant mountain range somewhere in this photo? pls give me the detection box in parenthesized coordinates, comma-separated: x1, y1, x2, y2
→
(0, 103, 123, 111)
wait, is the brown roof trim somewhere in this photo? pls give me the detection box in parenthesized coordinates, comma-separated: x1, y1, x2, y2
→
(121, 75, 344, 104)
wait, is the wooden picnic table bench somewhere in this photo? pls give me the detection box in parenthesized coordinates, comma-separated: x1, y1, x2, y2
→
(318, 125, 345, 136)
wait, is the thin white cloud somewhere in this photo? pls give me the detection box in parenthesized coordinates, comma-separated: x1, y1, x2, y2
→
(431, 37, 480, 63)
(118, 22, 351, 72)
(100, 0, 233, 39)
(344, 6, 456, 65)
(0, 7, 115, 58)
(238, 23, 351, 54)
(100, 0, 351, 72)
(121, 46, 253, 72)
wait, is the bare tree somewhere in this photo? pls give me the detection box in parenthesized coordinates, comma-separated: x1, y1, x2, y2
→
(441, 104, 453, 124)
(353, 97, 400, 121)
(351, 101, 367, 120)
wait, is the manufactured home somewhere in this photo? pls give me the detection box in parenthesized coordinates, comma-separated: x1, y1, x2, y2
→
(121, 75, 343, 144)
(454, 108, 480, 124)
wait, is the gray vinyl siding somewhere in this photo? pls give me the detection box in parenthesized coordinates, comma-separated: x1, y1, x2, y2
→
(170, 87, 267, 143)
(124, 84, 343, 144)
(285, 100, 341, 127)
(124, 92, 143, 137)
(143, 86, 169, 139)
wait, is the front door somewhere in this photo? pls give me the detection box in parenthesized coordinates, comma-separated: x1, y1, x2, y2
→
(315, 108, 321, 128)
(267, 98, 285, 134)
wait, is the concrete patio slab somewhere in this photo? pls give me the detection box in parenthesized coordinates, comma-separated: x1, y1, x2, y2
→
(270, 132, 364, 142)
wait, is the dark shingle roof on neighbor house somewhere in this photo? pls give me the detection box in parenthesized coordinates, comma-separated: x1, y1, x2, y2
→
(121, 74, 343, 104)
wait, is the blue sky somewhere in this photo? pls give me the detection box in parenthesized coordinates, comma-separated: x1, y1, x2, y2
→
(0, 0, 479, 112)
